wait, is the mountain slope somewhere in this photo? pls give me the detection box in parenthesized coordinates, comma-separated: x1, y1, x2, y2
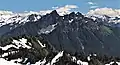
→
(1, 10, 120, 65)
(1, 10, 120, 56)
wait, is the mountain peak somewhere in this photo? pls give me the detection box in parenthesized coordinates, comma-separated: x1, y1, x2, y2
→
(50, 10, 59, 17)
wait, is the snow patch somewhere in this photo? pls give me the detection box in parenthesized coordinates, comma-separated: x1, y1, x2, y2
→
(87, 56, 91, 61)
(105, 62, 120, 65)
(38, 23, 57, 34)
(23, 58, 28, 63)
(71, 55, 88, 65)
(12, 38, 31, 49)
(37, 40, 46, 48)
(0, 58, 21, 65)
(69, 19, 73, 23)
(77, 60, 88, 65)
(0, 38, 31, 50)
(72, 56, 77, 62)
(0, 44, 18, 50)
(51, 51, 64, 65)
(33, 57, 47, 65)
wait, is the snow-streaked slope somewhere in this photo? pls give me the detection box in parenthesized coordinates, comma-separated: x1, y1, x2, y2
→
(0, 12, 41, 27)
(0, 38, 31, 50)
(0, 37, 47, 51)
(12, 38, 31, 49)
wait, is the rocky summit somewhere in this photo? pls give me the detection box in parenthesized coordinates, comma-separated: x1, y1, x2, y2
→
(1, 10, 120, 65)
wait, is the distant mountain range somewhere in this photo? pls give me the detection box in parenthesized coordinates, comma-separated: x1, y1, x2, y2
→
(0, 9, 120, 65)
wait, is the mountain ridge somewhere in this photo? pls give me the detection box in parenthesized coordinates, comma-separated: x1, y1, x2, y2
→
(1, 10, 120, 65)
(1, 10, 120, 56)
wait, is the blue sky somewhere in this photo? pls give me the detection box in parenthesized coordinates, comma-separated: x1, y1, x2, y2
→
(0, 0, 120, 13)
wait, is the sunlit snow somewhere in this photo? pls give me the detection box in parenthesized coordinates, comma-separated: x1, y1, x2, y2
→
(38, 23, 57, 34)
(51, 51, 64, 65)
(37, 40, 46, 48)
(0, 58, 22, 65)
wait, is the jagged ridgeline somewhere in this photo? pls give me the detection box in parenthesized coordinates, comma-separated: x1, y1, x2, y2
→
(1, 10, 120, 65)
(1, 10, 120, 56)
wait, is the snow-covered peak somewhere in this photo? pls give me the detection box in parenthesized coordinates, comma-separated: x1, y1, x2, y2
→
(87, 7, 120, 17)
(0, 12, 41, 27)
(35, 5, 78, 16)
(0, 5, 78, 27)
(0, 11, 42, 27)
(86, 8, 120, 24)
